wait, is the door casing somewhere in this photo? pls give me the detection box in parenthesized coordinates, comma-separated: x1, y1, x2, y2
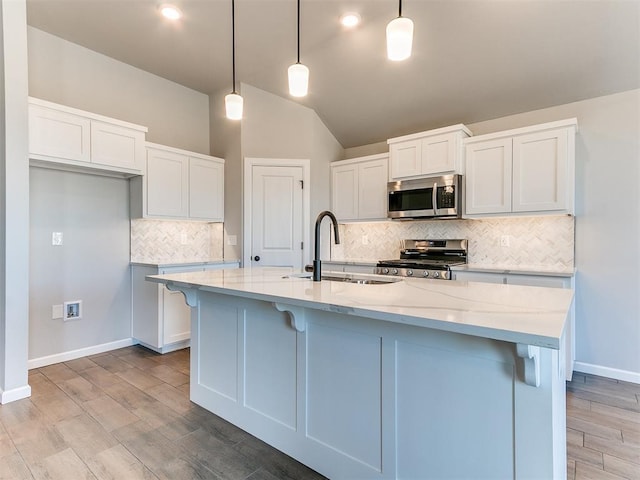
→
(243, 157, 311, 268)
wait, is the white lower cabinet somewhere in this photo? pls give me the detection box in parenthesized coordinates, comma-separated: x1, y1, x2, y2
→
(453, 269, 575, 380)
(131, 262, 238, 353)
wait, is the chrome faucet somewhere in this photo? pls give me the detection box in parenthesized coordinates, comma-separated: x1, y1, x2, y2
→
(313, 210, 341, 281)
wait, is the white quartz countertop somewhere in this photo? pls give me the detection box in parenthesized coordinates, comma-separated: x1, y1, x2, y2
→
(452, 263, 575, 277)
(147, 267, 573, 349)
(131, 259, 240, 268)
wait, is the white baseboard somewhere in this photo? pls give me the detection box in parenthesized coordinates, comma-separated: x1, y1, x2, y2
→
(28, 338, 137, 370)
(1, 384, 32, 404)
(574, 361, 640, 385)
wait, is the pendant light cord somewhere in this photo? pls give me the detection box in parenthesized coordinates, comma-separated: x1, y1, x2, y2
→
(296, 0, 301, 64)
(398, 0, 402, 17)
(232, 0, 237, 93)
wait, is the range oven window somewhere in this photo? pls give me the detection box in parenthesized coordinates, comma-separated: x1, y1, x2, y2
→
(389, 187, 434, 212)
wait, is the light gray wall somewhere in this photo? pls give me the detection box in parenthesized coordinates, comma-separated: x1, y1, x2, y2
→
(213, 83, 343, 263)
(210, 88, 242, 261)
(341, 89, 640, 380)
(29, 169, 131, 359)
(26, 28, 212, 363)
(27, 27, 210, 154)
(343, 140, 388, 159)
(0, 0, 30, 402)
(468, 89, 639, 380)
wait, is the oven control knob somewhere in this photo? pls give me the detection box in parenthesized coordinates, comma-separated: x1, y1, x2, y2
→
(407, 270, 413, 276)
(391, 269, 399, 275)
(382, 268, 389, 274)
(423, 271, 429, 277)
(433, 271, 440, 278)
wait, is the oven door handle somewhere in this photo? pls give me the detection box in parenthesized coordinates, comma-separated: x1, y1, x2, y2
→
(432, 182, 438, 216)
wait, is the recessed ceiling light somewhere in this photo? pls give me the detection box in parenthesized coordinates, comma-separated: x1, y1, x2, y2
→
(340, 13, 361, 28)
(159, 4, 182, 20)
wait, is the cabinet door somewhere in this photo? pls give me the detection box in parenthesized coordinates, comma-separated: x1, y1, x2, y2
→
(28, 104, 91, 162)
(452, 271, 506, 283)
(389, 140, 422, 179)
(189, 157, 224, 221)
(162, 287, 191, 345)
(465, 138, 512, 215)
(146, 149, 189, 217)
(358, 158, 388, 220)
(505, 274, 569, 288)
(91, 120, 144, 172)
(421, 133, 455, 175)
(331, 163, 359, 221)
(512, 129, 568, 213)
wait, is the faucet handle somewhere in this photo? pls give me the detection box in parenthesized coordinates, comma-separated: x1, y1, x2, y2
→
(304, 264, 314, 272)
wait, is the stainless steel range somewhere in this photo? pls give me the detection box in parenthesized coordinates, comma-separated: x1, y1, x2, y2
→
(376, 239, 467, 280)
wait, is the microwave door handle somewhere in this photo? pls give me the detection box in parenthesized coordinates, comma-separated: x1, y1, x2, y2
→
(432, 182, 438, 215)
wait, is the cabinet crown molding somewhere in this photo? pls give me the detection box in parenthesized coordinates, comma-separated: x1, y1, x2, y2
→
(28, 96, 148, 133)
(387, 124, 472, 145)
(464, 118, 578, 145)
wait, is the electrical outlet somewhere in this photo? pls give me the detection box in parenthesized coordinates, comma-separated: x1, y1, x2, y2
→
(500, 235, 510, 247)
(63, 300, 82, 321)
(362, 235, 369, 245)
(227, 235, 237, 246)
(52, 232, 63, 246)
(180, 232, 188, 245)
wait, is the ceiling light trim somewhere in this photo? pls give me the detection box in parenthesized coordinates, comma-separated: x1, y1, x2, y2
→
(159, 4, 182, 21)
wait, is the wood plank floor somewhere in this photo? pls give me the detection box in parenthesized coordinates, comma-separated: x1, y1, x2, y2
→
(567, 371, 640, 480)
(1, 346, 638, 479)
(0, 346, 327, 480)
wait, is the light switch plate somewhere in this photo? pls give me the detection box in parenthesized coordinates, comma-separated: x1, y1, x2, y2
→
(227, 235, 237, 246)
(52, 232, 63, 246)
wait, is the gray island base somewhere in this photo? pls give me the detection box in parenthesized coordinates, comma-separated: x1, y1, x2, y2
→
(147, 267, 573, 480)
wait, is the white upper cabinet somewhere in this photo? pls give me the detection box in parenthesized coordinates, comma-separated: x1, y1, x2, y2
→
(131, 142, 225, 222)
(465, 138, 513, 215)
(331, 163, 359, 220)
(189, 157, 224, 220)
(28, 97, 147, 176)
(387, 125, 471, 180)
(331, 154, 388, 221)
(145, 147, 189, 218)
(464, 119, 577, 218)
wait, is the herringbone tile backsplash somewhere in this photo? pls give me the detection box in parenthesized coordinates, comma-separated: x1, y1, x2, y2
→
(131, 219, 223, 263)
(331, 216, 574, 268)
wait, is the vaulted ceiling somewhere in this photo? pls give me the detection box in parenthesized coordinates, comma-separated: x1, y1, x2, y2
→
(26, 0, 640, 148)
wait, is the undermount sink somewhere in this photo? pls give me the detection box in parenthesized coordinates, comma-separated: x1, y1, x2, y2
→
(286, 272, 400, 285)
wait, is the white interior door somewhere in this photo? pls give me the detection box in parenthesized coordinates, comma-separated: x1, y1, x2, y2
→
(249, 164, 304, 268)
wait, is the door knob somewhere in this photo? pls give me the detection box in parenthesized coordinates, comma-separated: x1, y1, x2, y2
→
(253, 256, 260, 261)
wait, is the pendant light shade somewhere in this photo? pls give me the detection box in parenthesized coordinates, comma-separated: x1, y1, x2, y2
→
(226, 0, 242, 120)
(288, 63, 309, 97)
(225, 93, 243, 120)
(386, 0, 413, 61)
(288, 0, 309, 97)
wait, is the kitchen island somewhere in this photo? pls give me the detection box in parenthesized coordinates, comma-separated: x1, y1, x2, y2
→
(148, 267, 573, 480)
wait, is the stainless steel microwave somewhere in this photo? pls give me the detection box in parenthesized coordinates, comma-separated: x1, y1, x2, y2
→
(387, 175, 462, 219)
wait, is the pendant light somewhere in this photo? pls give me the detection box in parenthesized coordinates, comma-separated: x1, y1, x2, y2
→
(288, 0, 309, 97)
(386, 0, 414, 61)
(225, 0, 243, 119)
